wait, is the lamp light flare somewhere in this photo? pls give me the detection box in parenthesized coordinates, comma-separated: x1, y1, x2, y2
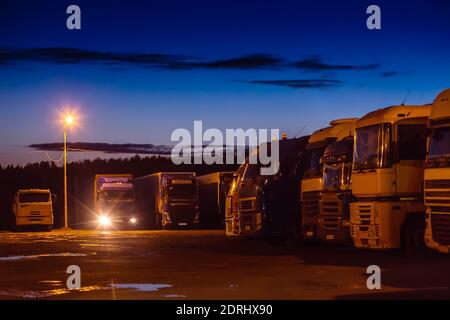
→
(65, 115, 74, 126)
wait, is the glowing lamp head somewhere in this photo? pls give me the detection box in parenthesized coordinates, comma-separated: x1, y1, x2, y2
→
(65, 115, 74, 126)
(130, 217, 137, 224)
(98, 215, 111, 227)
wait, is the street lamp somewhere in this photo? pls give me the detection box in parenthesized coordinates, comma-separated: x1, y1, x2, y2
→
(63, 114, 75, 229)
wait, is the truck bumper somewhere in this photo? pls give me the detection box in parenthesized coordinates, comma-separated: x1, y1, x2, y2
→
(350, 201, 407, 250)
(317, 222, 352, 245)
(425, 210, 450, 254)
(302, 214, 319, 240)
(237, 212, 262, 237)
(16, 215, 53, 226)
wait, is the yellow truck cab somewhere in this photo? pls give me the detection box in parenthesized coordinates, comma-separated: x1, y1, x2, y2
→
(225, 160, 248, 236)
(318, 136, 354, 244)
(12, 189, 54, 230)
(301, 118, 357, 240)
(350, 104, 431, 253)
(424, 89, 450, 253)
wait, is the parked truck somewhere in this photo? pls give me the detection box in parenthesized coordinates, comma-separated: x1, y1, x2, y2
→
(424, 89, 450, 253)
(350, 104, 431, 253)
(318, 136, 354, 244)
(94, 174, 137, 229)
(225, 161, 247, 236)
(134, 172, 199, 229)
(197, 172, 234, 228)
(301, 118, 357, 240)
(225, 136, 310, 241)
(12, 189, 55, 230)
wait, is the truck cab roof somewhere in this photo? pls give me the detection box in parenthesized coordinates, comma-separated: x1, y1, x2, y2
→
(356, 104, 431, 128)
(430, 88, 450, 122)
(308, 118, 357, 144)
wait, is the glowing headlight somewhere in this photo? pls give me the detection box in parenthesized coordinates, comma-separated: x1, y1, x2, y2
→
(130, 217, 137, 224)
(98, 215, 111, 226)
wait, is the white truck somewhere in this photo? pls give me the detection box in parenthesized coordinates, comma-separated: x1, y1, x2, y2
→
(94, 174, 137, 229)
(12, 189, 55, 231)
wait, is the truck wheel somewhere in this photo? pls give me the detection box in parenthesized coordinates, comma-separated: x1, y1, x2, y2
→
(403, 219, 426, 256)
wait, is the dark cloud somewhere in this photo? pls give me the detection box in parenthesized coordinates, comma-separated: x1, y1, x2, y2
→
(29, 142, 173, 155)
(0, 48, 380, 75)
(0, 47, 189, 69)
(202, 54, 284, 69)
(29, 142, 249, 156)
(381, 71, 401, 77)
(293, 57, 379, 71)
(0, 47, 282, 70)
(244, 79, 342, 89)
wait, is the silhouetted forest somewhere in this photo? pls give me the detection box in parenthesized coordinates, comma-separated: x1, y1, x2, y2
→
(0, 156, 239, 230)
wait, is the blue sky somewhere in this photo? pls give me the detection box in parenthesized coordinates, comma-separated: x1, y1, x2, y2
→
(0, 0, 449, 165)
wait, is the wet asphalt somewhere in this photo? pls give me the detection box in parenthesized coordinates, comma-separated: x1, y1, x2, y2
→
(0, 229, 449, 300)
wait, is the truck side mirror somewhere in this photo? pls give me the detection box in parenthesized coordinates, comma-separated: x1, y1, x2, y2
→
(51, 194, 58, 204)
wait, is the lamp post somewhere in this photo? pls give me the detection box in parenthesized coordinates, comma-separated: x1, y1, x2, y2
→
(63, 115, 74, 229)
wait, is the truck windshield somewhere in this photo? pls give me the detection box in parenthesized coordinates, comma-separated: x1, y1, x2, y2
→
(167, 181, 196, 198)
(102, 190, 134, 201)
(323, 163, 351, 191)
(19, 193, 50, 203)
(243, 163, 260, 181)
(303, 147, 325, 178)
(428, 126, 450, 167)
(353, 123, 391, 171)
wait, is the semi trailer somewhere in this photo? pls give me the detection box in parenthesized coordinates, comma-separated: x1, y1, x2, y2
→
(350, 104, 431, 253)
(134, 172, 199, 229)
(317, 136, 354, 244)
(12, 189, 55, 230)
(424, 89, 450, 253)
(197, 172, 234, 228)
(301, 118, 357, 240)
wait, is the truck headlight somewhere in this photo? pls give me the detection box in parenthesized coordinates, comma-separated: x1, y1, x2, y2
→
(98, 215, 112, 227)
(163, 212, 171, 224)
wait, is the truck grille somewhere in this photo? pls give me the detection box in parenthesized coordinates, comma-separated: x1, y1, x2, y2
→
(353, 204, 373, 226)
(320, 194, 341, 230)
(425, 179, 450, 189)
(302, 191, 320, 216)
(351, 203, 379, 240)
(239, 198, 256, 211)
(431, 213, 450, 245)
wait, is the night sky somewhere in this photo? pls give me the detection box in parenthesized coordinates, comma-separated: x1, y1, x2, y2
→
(1, 0, 449, 165)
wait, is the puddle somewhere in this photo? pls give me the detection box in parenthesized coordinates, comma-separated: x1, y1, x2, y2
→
(164, 294, 187, 298)
(110, 283, 172, 292)
(0, 253, 88, 261)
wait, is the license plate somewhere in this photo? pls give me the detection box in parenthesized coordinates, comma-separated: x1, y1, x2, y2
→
(244, 225, 251, 231)
(326, 234, 335, 240)
(306, 231, 314, 237)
